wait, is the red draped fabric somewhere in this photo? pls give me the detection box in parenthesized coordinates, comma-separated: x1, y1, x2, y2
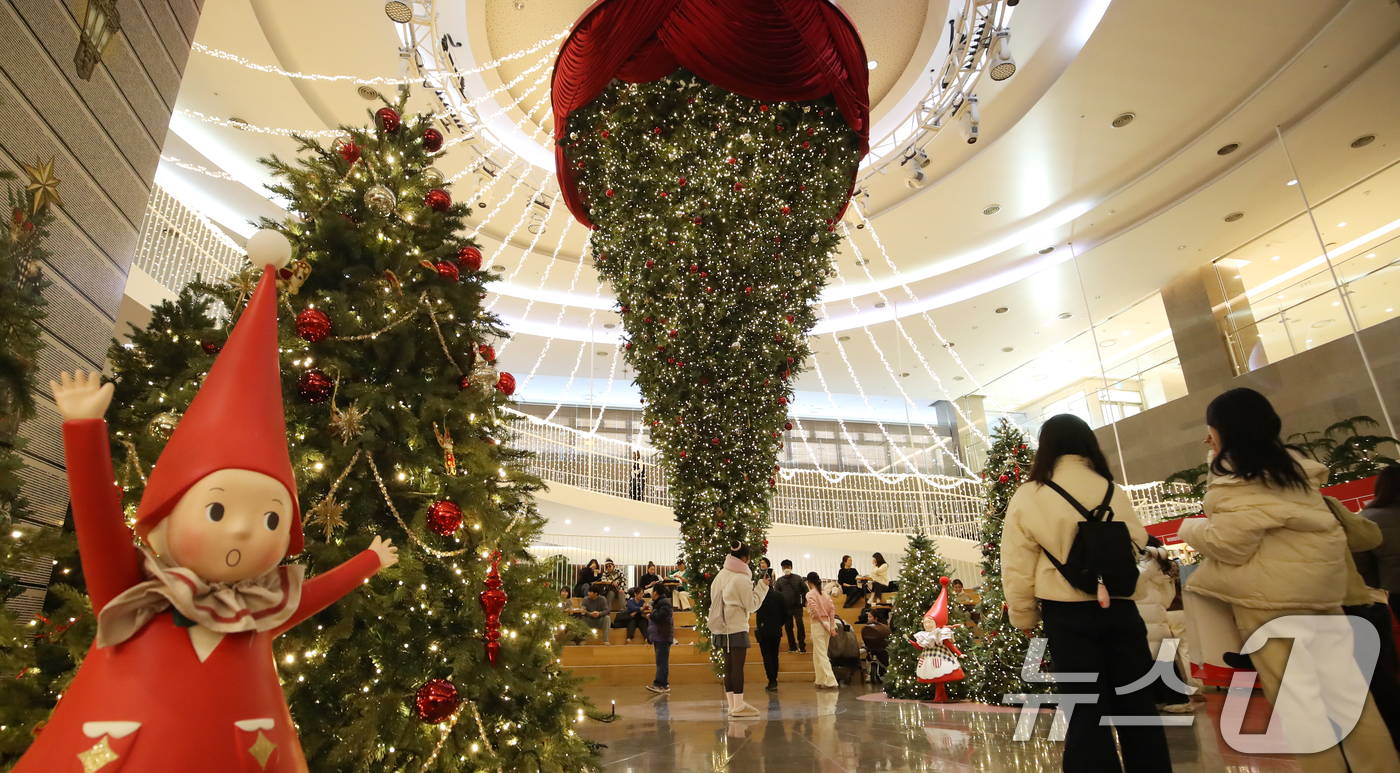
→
(550, 0, 870, 227)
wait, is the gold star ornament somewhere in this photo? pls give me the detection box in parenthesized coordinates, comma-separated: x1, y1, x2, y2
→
(21, 156, 63, 215)
(247, 731, 278, 769)
(306, 495, 348, 540)
(329, 401, 366, 443)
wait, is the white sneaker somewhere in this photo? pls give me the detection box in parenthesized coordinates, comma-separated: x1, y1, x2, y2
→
(646, 684, 670, 694)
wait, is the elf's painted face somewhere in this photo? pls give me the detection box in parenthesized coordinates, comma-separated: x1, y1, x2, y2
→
(923, 617, 938, 632)
(148, 469, 294, 583)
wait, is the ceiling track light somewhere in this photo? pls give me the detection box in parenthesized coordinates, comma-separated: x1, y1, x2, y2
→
(989, 29, 1015, 81)
(383, 1, 413, 23)
(957, 95, 981, 145)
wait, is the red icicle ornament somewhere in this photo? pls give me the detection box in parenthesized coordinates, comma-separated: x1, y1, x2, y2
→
(480, 550, 508, 667)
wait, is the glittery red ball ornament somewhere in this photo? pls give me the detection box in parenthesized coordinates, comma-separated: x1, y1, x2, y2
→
(495, 372, 516, 396)
(295, 308, 332, 342)
(414, 679, 460, 723)
(785, 422, 793, 431)
(778, 397, 788, 405)
(653, 126, 662, 134)
(645, 259, 655, 268)
(435, 261, 460, 282)
(458, 246, 483, 272)
(200, 338, 223, 355)
(727, 157, 736, 165)
(425, 189, 451, 212)
(426, 500, 463, 536)
(297, 369, 333, 403)
(421, 127, 444, 152)
(337, 140, 361, 164)
(478, 344, 496, 362)
(759, 104, 769, 112)
(734, 183, 743, 191)
(781, 206, 790, 215)
(606, 189, 615, 198)
(711, 438, 720, 445)
(601, 130, 610, 138)
(998, 474, 1009, 483)
(376, 107, 401, 133)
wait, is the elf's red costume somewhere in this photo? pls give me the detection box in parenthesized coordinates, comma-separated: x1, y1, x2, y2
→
(15, 265, 381, 773)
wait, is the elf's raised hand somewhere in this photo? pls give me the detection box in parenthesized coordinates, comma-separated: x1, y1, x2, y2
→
(369, 535, 399, 568)
(50, 370, 114, 421)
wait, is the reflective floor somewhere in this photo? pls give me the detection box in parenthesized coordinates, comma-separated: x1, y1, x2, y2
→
(579, 683, 1301, 772)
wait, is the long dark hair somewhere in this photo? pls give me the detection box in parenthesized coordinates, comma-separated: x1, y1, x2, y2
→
(1027, 414, 1113, 484)
(1371, 464, 1400, 509)
(872, 552, 886, 567)
(1206, 388, 1307, 490)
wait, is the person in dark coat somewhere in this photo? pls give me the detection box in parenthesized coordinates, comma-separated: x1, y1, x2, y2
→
(1360, 465, 1400, 618)
(646, 585, 675, 693)
(755, 580, 789, 692)
(773, 559, 807, 653)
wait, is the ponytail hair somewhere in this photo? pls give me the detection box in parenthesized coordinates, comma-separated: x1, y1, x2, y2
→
(730, 541, 751, 561)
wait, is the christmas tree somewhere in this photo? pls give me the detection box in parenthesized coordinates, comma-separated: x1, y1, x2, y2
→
(95, 95, 599, 772)
(883, 532, 973, 700)
(0, 170, 92, 767)
(562, 72, 860, 662)
(960, 418, 1050, 704)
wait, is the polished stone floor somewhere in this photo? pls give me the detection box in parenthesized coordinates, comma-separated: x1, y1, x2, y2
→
(579, 682, 1302, 772)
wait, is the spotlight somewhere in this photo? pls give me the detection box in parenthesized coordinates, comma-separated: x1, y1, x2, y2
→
(989, 30, 1015, 81)
(906, 168, 926, 188)
(527, 197, 550, 235)
(383, 1, 412, 23)
(957, 95, 980, 145)
(472, 168, 495, 210)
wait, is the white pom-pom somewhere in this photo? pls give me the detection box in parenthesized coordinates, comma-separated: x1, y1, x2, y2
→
(246, 229, 293, 270)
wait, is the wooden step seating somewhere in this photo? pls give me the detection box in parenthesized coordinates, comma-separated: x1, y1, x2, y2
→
(561, 595, 894, 686)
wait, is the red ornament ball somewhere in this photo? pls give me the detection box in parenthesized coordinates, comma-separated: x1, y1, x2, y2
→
(421, 128, 444, 153)
(298, 369, 333, 403)
(689, 264, 699, 273)
(426, 500, 464, 536)
(576, 161, 585, 169)
(645, 259, 655, 268)
(734, 183, 744, 191)
(653, 126, 662, 134)
(659, 191, 669, 198)
(478, 344, 497, 362)
(781, 205, 790, 215)
(606, 189, 616, 198)
(414, 679, 460, 723)
(601, 130, 610, 139)
(693, 216, 702, 225)
(727, 157, 737, 165)
(801, 141, 810, 149)
(778, 397, 788, 405)
(711, 438, 720, 445)
(435, 261, 460, 282)
(799, 184, 807, 192)
(337, 140, 361, 164)
(458, 246, 483, 272)
(678, 177, 688, 186)
(376, 107, 401, 133)
(784, 422, 793, 431)
(998, 474, 1010, 483)
(495, 372, 516, 396)
(425, 189, 451, 212)
(295, 309, 332, 342)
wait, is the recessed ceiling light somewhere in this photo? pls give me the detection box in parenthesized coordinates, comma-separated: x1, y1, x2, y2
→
(1367, 253, 1377, 258)
(634, 532, 640, 537)
(492, 264, 504, 271)
(603, 323, 615, 329)
(383, 1, 413, 23)
(357, 86, 381, 101)
(1311, 320, 1334, 329)
(803, 554, 811, 559)
(1306, 339, 1314, 344)
(838, 335, 851, 342)
(900, 372, 910, 377)
(1057, 312, 1073, 320)
(855, 258, 870, 266)
(953, 376, 965, 381)
(1286, 179, 1298, 186)
(1271, 255, 1281, 260)
(1038, 246, 1055, 255)
(874, 302, 886, 309)
(1351, 134, 1376, 149)
(1332, 301, 1341, 306)
(1337, 222, 1347, 227)
(982, 204, 1002, 216)
(995, 307, 1009, 314)
(564, 519, 572, 524)
(597, 351, 607, 356)
(603, 527, 610, 532)
(1001, 346, 1014, 352)
(1032, 374, 1048, 381)
(1388, 308, 1395, 313)
(1224, 212, 1245, 223)
(1099, 339, 1117, 347)
(1111, 112, 1135, 128)
(1216, 143, 1240, 155)
(868, 60, 878, 70)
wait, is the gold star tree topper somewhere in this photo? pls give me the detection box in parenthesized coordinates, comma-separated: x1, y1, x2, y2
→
(21, 156, 63, 215)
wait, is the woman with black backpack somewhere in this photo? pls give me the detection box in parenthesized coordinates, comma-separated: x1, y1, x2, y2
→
(1001, 414, 1169, 773)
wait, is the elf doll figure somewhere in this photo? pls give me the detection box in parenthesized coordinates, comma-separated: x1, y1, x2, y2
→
(911, 576, 964, 701)
(15, 231, 399, 773)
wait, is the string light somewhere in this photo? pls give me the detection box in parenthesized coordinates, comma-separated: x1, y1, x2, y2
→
(160, 155, 237, 180)
(491, 218, 575, 347)
(190, 29, 571, 85)
(516, 245, 592, 390)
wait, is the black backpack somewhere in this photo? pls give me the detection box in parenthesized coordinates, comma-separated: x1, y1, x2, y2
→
(1040, 481, 1140, 598)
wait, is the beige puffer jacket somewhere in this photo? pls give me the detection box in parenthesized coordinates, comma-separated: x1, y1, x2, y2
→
(707, 555, 768, 635)
(1177, 454, 1346, 611)
(1134, 553, 1175, 657)
(1002, 456, 1149, 630)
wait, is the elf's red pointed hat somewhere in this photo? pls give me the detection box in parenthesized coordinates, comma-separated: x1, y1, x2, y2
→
(924, 576, 951, 627)
(136, 231, 303, 556)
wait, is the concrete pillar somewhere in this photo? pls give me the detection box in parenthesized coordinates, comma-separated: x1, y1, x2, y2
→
(1162, 265, 1237, 395)
(955, 394, 989, 471)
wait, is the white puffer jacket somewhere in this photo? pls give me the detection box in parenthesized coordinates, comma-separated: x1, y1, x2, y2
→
(707, 555, 768, 635)
(1134, 552, 1175, 658)
(1178, 454, 1346, 611)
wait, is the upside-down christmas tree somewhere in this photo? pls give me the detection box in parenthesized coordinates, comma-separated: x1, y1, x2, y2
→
(959, 418, 1050, 704)
(91, 96, 598, 772)
(552, 0, 869, 664)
